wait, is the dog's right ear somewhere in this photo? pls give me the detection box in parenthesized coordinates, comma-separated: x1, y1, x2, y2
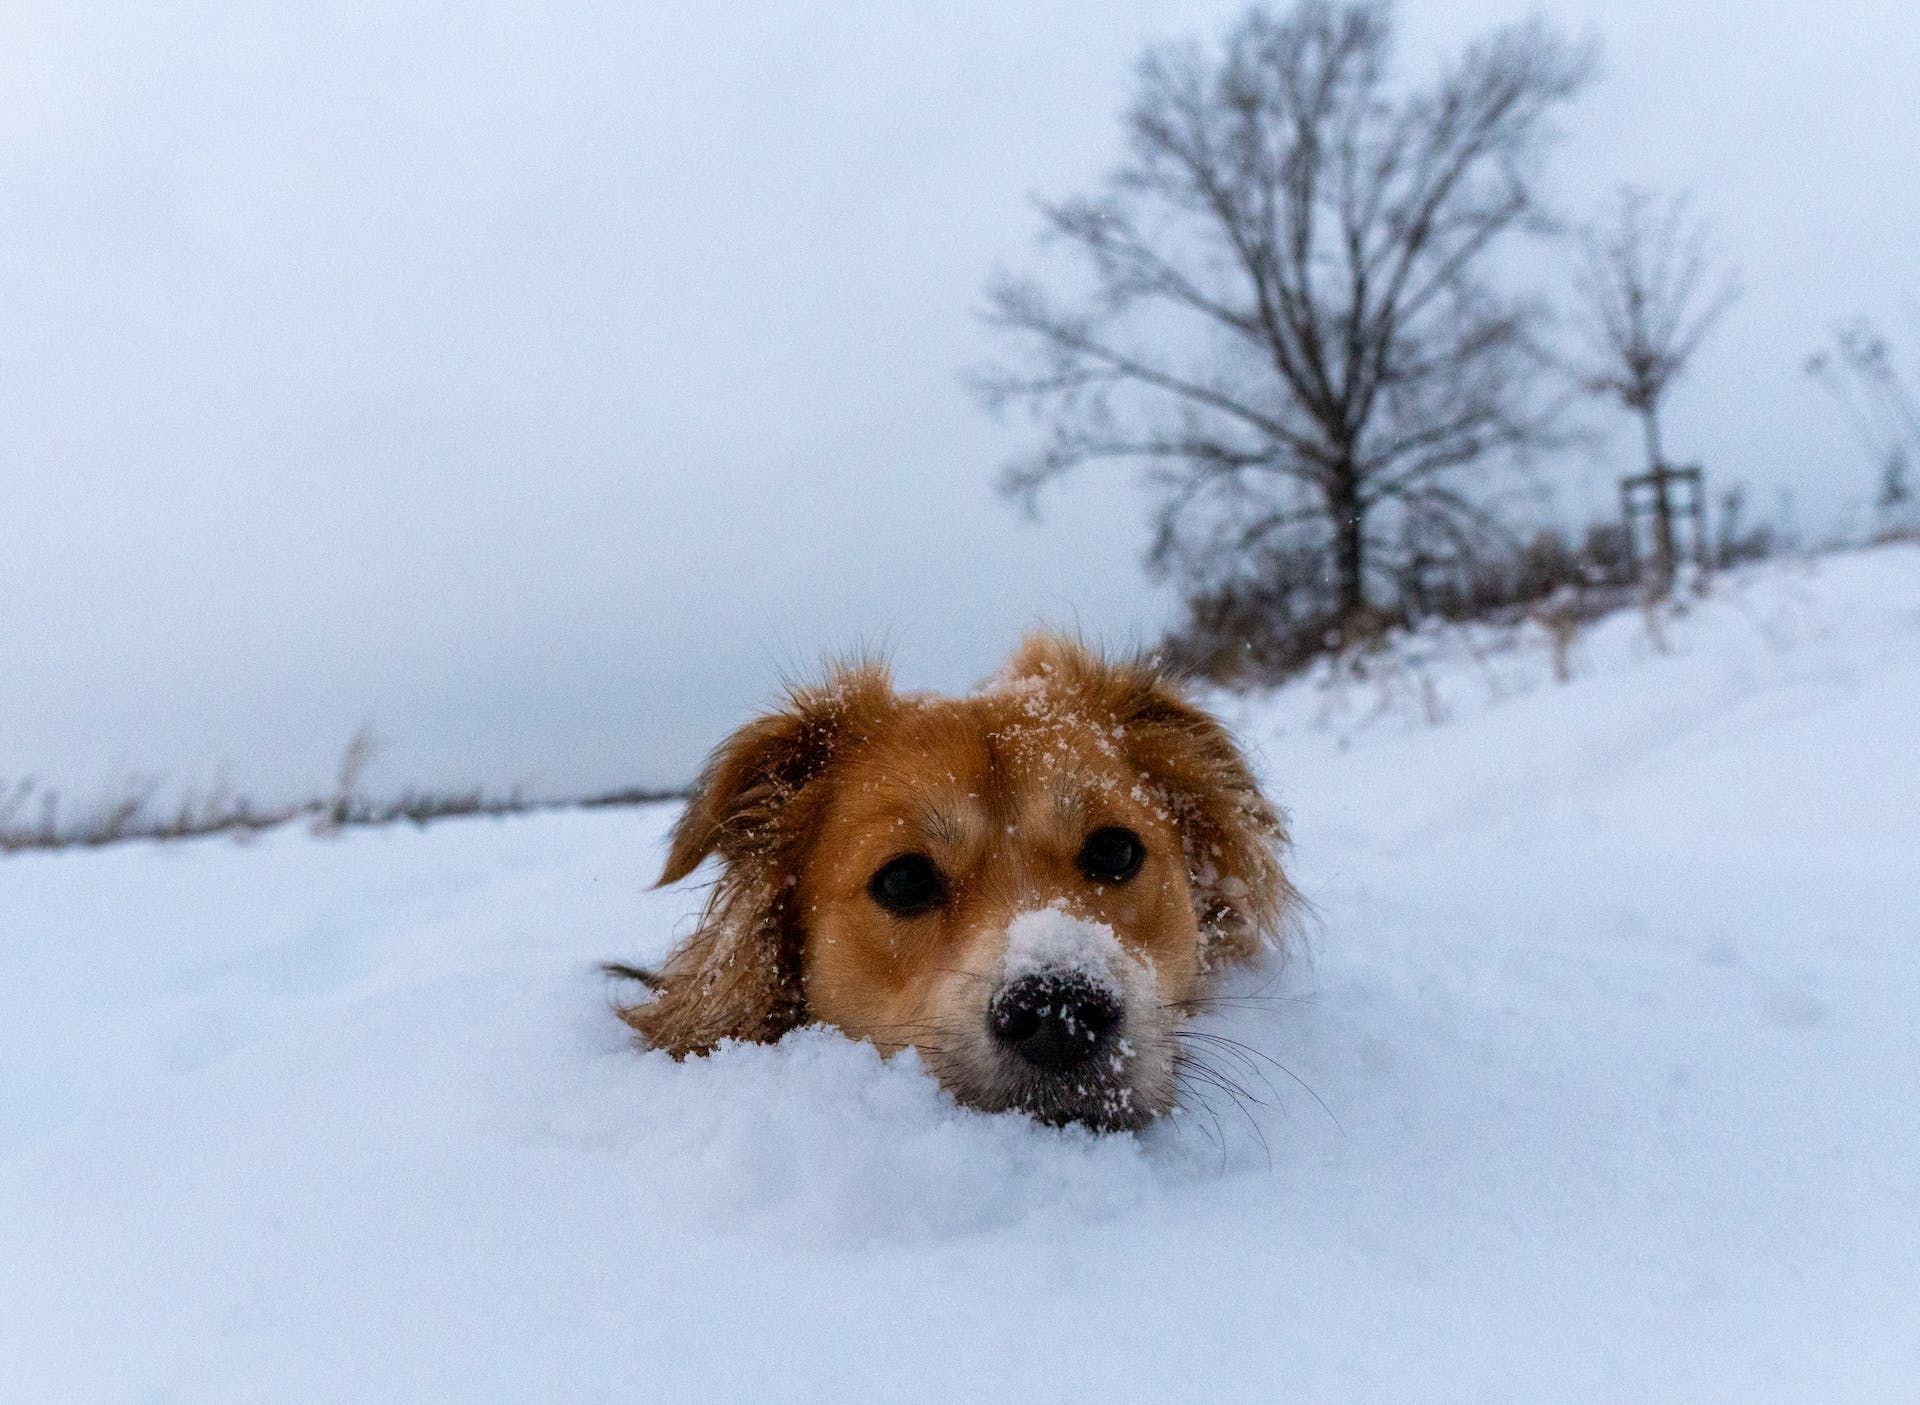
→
(657, 702, 839, 888)
(622, 660, 892, 1056)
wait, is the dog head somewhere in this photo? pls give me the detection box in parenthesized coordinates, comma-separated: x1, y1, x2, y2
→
(617, 632, 1292, 1131)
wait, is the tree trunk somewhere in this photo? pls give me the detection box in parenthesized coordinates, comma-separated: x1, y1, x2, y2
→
(1640, 406, 1676, 594)
(1329, 470, 1366, 622)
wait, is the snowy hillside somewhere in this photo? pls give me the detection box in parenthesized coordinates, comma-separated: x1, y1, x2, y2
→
(4, 547, 1918, 1402)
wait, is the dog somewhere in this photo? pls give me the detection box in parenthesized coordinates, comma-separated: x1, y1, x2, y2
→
(611, 632, 1294, 1131)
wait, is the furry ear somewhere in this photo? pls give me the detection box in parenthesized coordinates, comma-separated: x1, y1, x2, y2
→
(1005, 631, 1294, 969)
(1114, 669, 1296, 969)
(619, 660, 893, 1056)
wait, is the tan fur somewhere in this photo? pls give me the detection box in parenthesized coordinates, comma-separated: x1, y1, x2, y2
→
(616, 632, 1293, 1124)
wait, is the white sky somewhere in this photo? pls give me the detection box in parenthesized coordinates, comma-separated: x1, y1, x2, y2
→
(3, 0, 1915, 804)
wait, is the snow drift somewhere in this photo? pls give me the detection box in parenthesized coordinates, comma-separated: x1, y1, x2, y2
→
(3, 547, 1917, 1401)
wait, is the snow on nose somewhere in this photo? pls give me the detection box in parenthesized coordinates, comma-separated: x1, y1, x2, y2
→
(1001, 903, 1145, 997)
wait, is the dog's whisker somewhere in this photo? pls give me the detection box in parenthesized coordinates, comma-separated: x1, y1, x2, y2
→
(1174, 1056, 1267, 1117)
(926, 967, 995, 986)
(1169, 1052, 1248, 1109)
(856, 1017, 955, 1039)
(1171, 1031, 1284, 1102)
(1169, 1073, 1229, 1160)
(1170, 1053, 1270, 1169)
(1172, 1030, 1286, 1089)
(1170, 1027, 1342, 1135)
(1166, 993, 1318, 1015)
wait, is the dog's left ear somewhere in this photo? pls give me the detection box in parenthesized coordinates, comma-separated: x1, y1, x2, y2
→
(1004, 633, 1294, 968)
(619, 660, 893, 1056)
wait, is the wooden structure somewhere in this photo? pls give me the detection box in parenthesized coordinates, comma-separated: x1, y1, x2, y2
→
(1620, 462, 1709, 587)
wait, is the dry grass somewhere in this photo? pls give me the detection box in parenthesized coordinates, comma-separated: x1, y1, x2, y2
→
(0, 731, 686, 856)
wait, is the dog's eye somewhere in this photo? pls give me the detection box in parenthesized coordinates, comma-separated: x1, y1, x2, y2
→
(1077, 826, 1145, 885)
(868, 853, 945, 916)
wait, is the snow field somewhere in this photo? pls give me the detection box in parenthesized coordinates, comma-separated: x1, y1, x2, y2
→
(3, 546, 1917, 1401)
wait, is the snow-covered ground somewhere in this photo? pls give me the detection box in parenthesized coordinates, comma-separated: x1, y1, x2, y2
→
(5, 547, 1918, 1402)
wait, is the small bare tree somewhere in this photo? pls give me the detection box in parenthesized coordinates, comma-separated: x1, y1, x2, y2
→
(317, 723, 381, 834)
(1806, 319, 1920, 541)
(977, 0, 1593, 629)
(1571, 186, 1739, 585)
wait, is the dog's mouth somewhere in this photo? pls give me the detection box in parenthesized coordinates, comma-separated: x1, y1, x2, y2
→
(994, 1060, 1166, 1133)
(923, 1047, 1170, 1132)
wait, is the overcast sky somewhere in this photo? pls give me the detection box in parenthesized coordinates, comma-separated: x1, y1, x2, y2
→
(3, 0, 1915, 806)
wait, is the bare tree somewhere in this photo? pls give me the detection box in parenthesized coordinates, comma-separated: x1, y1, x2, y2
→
(1571, 186, 1738, 584)
(317, 722, 381, 835)
(1806, 319, 1920, 540)
(976, 0, 1593, 628)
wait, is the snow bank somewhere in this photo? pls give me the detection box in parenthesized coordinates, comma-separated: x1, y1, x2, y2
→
(3, 546, 1918, 1401)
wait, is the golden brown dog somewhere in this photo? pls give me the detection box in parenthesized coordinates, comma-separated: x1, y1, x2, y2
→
(613, 632, 1293, 1131)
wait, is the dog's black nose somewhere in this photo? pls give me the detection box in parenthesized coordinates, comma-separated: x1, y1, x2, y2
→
(988, 972, 1122, 1072)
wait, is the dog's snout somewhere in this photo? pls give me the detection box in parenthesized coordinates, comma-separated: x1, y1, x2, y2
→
(988, 972, 1122, 1072)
